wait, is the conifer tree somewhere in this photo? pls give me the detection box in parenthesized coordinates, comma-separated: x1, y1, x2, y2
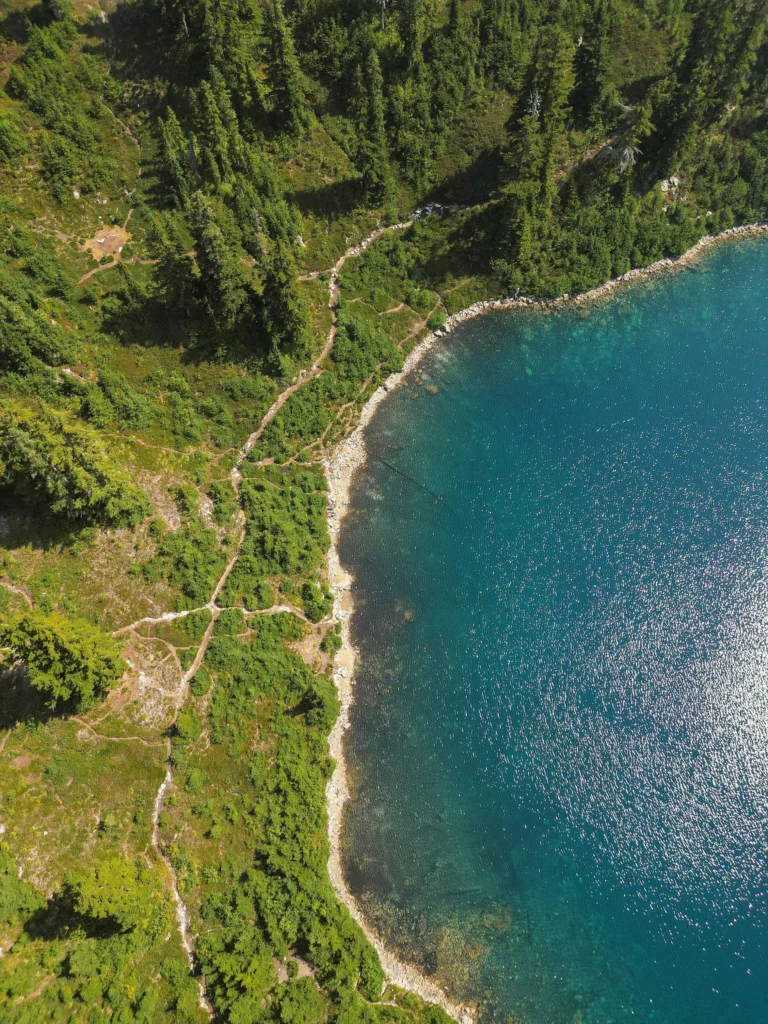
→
(526, 23, 573, 210)
(448, 0, 460, 34)
(149, 212, 199, 309)
(571, 0, 616, 127)
(261, 238, 312, 361)
(479, 0, 524, 89)
(0, 410, 152, 528)
(500, 24, 573, 283)
(268, 0, 306, 135)
(357, 50, 392, 205)
(399, 0, 437, 67)
(160, 107, 195, 206)
(197, 80, 233, 184)
(0, 612, 125, 710)
(653, 0, 766, 171)
(392, 56, 434, 192)
(188, 192, 251, 328)
(42, 0, 71, 22)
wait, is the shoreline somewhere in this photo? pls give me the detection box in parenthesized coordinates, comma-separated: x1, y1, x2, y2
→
(322, 221, 767, 1023)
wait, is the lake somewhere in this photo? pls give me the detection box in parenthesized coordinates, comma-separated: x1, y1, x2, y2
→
(338, 238, 768, 1024)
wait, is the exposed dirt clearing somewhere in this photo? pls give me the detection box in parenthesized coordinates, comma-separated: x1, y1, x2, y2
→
(81, 223, 131, 260)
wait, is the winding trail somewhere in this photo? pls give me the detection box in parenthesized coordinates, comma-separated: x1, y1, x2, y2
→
(238, 215, 419, 455)
(0, 579, 33, 608)
(133, 203, 466, 1008)
(70, 718, 166, 748)
(78, 252, 156, 286)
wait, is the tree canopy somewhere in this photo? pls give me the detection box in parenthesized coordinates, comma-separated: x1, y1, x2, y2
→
(0, 612, 126, 710)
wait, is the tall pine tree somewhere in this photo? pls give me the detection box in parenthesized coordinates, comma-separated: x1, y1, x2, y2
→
(268, 0, 306, 135)
(571, 0, 616, 127)
(261, 239, 312, 362)
(188, 192, 251, 328)
(357, 50, 392, 205)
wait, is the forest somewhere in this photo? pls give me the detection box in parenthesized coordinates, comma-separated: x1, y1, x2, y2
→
(0, 0, 765, 1020)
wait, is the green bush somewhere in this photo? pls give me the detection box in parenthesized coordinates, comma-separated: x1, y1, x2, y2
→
(179, 608, 213, 642)
(214, 608, 247, 635)
(320, 624, 342, 654)
(301, 576, 333, 623)
(0, 846, 44, 925)
(176, 707, 202, 742)
(239, 473, 329, 578)
(190, 666, 212, 696)
(278, 977, 325, 1024)
(142, 521, 227, 609)
(63, 856, 171, 935)
(208, 478, 237, 524)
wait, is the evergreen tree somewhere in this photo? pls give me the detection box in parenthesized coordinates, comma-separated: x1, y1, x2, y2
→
(398, 0, 438, 67)
(448, 0, 460, 34)
(42, 0, 71, 22)
(149, 211, 200, 309)
(653, 0, 767, 171)
(392, 56, 434, 192)
(0, 409, 152, 528)
(197, 80, 233, 184)
(160, 107, 195, 206)
(571, 0, 616, 127)
(500, 24, 574, 284)
(0, 611, 126, 710)
(63, 857, 171, 934)
(201, 0, 266, 122)
(268, 0, 306, 135)
(609, 97, 654, 175)
(478, 0, 525, 90)
(261, 239, 312, 362)
(526, 23, 573, 210)
(188, 192, 251, 328)
(357, 50, 392, 205)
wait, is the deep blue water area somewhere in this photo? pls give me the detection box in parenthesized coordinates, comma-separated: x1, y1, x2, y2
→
(338, 239, 768, 1024)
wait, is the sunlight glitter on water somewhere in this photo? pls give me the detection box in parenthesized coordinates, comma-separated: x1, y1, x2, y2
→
(340, 239, 768, 1024)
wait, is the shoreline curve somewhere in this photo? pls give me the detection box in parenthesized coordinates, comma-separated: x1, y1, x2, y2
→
(322, 221, 767, 1024)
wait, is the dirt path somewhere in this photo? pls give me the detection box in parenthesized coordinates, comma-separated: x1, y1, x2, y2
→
(143, 218, 419, 1002)
(141, 203, 477, 1009)
(78, 253, 156, 286)
(0, 579, 33, 608)
(240, 216, 422, 458)
(70, 718, 166, 748)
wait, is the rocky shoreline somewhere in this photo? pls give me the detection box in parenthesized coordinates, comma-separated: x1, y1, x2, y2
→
(322, 221, 767, 1024)
(323, 371, 475, 1024)
(434, 222, 768, 331)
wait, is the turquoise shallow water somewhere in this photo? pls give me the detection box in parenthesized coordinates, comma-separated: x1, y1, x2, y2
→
(338, 239, 768, 1024)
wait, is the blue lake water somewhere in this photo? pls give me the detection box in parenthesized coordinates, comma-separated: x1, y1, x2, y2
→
(338, 239, 768, 1024)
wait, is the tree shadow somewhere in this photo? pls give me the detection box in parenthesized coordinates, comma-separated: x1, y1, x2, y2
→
(75, 13, 110, 56)
(426, 146, 506, 207)
(288, 178, 365, 221)
(108, 0, 207, 98)
(0, 489, 92, 553)
(0, 3, 41, 45)
(98, 283, 273, 369)
(0, 665, 55, 731)
(412, 204, 506, 286)
(24, 892, 123, 943)
(621, 73, 667, 106)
